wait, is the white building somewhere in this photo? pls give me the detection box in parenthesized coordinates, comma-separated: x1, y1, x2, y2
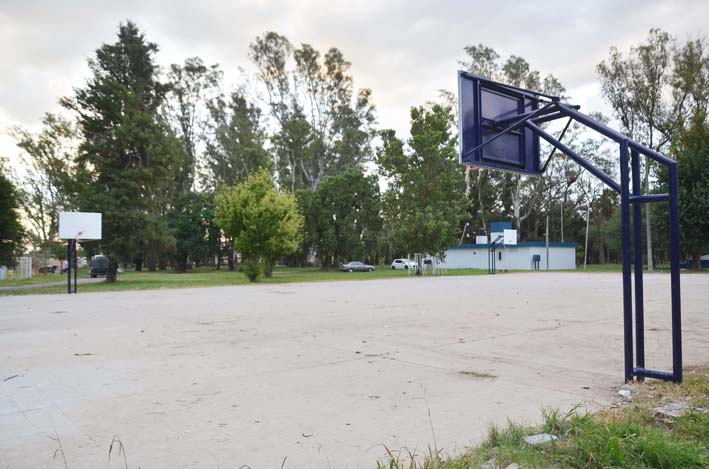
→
(441, 242, 577, 270)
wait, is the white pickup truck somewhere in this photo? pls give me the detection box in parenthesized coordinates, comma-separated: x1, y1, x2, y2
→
(390, 258, 418, 270)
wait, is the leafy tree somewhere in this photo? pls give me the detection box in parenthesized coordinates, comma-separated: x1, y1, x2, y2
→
(197, 193, 222, 269)
(674, 115, 709, 267)
(300, 170, 381, 268)
(249, 32, 376, 191)
(378, 103, 468, 257)
(215, 170, 303, 280)
(205, 91, 271, 270)
(139, 216, 175, 271)
(11, 114, 78, 264)
(62, 21, 180, 281)
(653, 113, 709, 268)
(163, 57, 222, 199)
(0, 171, 25, 267)
(167, 192, 210, 272)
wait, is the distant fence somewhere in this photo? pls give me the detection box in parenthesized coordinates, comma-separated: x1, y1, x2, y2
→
(0, 257, 33, 281)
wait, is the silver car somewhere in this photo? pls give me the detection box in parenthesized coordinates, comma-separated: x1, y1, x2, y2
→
(340, 261, 375, 272)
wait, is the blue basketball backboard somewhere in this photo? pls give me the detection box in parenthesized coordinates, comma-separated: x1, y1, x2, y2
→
(458, 71, 544, 176)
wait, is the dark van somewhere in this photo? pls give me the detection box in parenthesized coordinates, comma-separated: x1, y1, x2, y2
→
(90, 255, 109, 278)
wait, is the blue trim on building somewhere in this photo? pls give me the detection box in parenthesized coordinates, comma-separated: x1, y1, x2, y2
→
(489, 221, 513, 233)
(450, 241, 578, 250)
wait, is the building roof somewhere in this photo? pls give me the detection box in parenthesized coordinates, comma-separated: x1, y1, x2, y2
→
(450, 241, 578, 250)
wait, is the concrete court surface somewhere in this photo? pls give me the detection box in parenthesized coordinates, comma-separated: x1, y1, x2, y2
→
(0, 273, 707, 468)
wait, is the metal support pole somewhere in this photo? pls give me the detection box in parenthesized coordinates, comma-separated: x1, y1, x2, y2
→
(619, 141, 634, 382)
(668, 163, 683, 383)
(73, 240, 78, 294)
(631, 150, 645, 375)
(67, 241, 71, 294)
(584, 202, 590, 269)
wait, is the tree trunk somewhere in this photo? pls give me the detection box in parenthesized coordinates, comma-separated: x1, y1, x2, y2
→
(477, 170, 487, 232)
(692, 252, 701, 270)
(644, 160, 654, 271)
(174, 256, 187, 273)
(148, 260, 156, 272)
(598, 227, 606, 264)
(560, 192, 566, 243)
(106, 258, 119, 283)
(532, 205, 541, 239)
(135, 259, 143, 272)
(513, 174, 522, 230)
(227, 239, 235, 271)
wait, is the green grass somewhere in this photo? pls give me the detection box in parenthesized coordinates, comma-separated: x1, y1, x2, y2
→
(552, 263, 708, 274)
(2, 262, 704, 296)
(0, 267, 90, 286)
(0, 266, 489, 296)
(379, 365, 709, 468)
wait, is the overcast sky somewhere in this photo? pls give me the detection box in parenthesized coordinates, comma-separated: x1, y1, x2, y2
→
(1, 0, 707, 166)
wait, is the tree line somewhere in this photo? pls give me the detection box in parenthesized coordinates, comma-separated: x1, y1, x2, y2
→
(2, 22, 707, 281)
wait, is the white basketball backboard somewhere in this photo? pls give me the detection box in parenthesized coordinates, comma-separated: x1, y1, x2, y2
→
(59, 212, 102, 240)
(503, 229, 517, 245)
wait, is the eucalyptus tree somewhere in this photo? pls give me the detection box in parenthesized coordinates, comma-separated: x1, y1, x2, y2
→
(597, 29, 675, 270)
(249, 32, 376, 191)
(11, 114, 78, 263)
(163, 57, 222, 198)
(205, 91, 271, 189)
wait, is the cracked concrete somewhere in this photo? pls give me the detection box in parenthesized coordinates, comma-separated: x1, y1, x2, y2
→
(0, 272, 707, 468)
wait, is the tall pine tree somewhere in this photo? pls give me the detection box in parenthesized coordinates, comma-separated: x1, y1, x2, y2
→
(63, 22, 180, 281)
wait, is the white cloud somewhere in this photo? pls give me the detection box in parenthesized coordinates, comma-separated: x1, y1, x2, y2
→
(0, 0, 707, 163)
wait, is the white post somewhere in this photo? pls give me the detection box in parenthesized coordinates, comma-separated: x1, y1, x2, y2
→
(460, 222, 469, 245)
(545, 215, 550, 270)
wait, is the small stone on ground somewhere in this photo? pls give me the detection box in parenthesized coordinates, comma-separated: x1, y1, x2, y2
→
(654, 402, 687, 418)
(618, 389, 631, 399)
(480, 458, 497, 469)
(523, 433, 558, 446)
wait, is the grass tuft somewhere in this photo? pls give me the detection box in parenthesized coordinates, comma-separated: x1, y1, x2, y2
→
(379, 365, 709, 468)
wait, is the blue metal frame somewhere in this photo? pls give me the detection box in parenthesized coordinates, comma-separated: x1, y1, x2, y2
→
(459, 73, 683, 383)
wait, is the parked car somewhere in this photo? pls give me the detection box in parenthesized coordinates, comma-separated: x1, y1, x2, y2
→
(391, 258, 417, 270)
(340, 261, 375, 272)
(90, 255, 109, 278)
